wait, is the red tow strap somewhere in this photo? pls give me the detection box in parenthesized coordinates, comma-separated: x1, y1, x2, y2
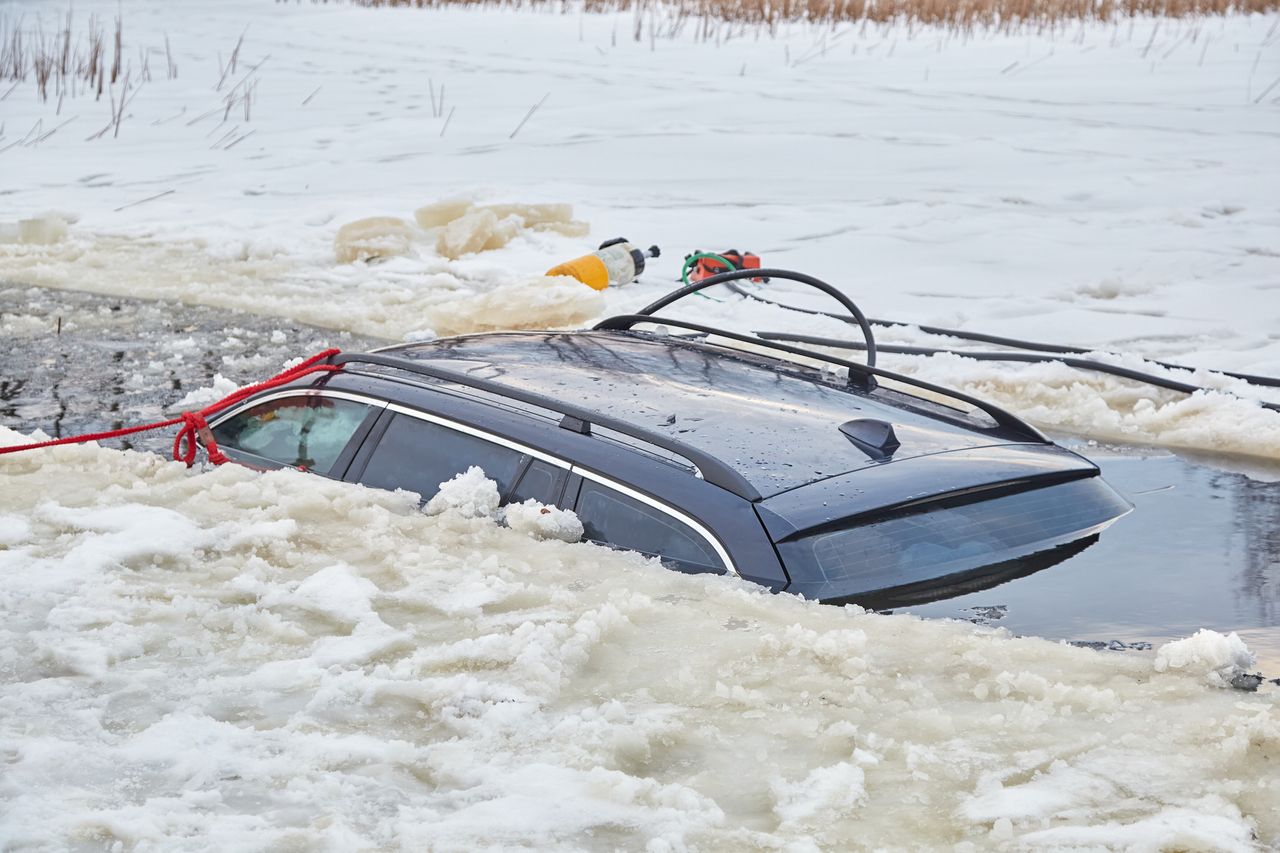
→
(0, 348, 342, 468)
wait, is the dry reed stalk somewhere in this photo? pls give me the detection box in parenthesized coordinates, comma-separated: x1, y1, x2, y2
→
(509, 92, 549, 138)
(113, 189, 175, 212)
(344, 0, 1278, 27)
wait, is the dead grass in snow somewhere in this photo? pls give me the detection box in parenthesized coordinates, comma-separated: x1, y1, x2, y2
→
(337, 0, 1278, 28)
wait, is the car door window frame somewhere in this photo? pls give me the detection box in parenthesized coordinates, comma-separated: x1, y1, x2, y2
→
(508, 458, 571, 507)
(207, 389, 387, 477)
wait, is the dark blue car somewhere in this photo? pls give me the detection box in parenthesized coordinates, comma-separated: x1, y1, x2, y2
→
(204, 270, 1131, 605)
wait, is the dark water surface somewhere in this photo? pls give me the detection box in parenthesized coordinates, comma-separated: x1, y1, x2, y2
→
(4, 283, 1278, 674)
(903, 445, 1280, 674)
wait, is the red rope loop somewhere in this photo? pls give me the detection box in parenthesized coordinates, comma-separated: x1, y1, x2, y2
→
(0, 348, 343, 468)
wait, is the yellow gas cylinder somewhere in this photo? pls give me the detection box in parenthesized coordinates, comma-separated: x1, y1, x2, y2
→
(547, 238, 660, 290)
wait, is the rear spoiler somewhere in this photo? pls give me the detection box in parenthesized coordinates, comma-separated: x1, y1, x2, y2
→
(757, 443, 1102, 542)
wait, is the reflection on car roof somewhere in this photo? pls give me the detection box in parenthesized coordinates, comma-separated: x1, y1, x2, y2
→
(382, 331, 1005, 496)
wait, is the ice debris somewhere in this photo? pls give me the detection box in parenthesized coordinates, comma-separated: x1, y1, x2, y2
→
(505, 499, 584, 543)
(333, 198, 589, 264)
(0, 214, 71, 245)
(425, 277, 604, 337)
(171, 373, 242, 410)
(424, 466, 502, 518)
(333, 216, 416, 264)
(1, 426, 1277, 849)
(1153, 629, 1256, 688)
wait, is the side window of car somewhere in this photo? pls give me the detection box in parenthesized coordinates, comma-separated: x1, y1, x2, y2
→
(507, 459, 568, 506)
(357, 413, 523, 503)
(573, 480, 725, 574)
(211, 395, 373, 475)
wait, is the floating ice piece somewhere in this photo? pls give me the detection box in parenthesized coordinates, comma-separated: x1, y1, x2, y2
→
(286, 563, 380, 626)
(171, 373, 241, 410)
(772, 762, 867, 827)
(1154, 629, 1256, 688)
(425, 277, 604, 337)
(424, 466, 502, 518)
(0, 515, 32, 546)
(505, 499, 583, 543)
(402, 327, 438, 343)
(0, 215, 70, 245)
(333, 216, 415, 264)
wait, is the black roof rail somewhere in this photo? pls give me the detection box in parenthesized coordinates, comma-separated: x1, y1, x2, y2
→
(593, 315, 1046, 444)
(325, 351, 763, 502)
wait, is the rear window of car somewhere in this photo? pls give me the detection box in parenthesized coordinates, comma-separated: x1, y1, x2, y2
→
(574, 480, 725, 574)
(776, 476, 1132, 602)
(357, 413, 523, 503)
(211, 395, 373, 475)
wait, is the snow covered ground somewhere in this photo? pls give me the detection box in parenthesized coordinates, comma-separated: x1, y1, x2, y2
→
(2, 0, 1279, 847)
(1, 0, 1278, 457)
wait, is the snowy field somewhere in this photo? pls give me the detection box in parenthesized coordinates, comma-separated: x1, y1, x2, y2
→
(2, 0, 1279, 848)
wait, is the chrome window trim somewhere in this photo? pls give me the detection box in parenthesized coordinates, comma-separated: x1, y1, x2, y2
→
(571, 466, 738, 576)
(206, 389, 388, 430)
(212, 388, 736, 576)
(383, 402, 570, 469)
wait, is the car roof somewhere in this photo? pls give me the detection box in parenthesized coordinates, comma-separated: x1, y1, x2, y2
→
(372, 330, 1017, 497)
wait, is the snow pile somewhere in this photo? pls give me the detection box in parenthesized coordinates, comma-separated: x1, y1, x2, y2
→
(1155, 629, 1257, 688)
(423, 465, 503, 517)
(505, 498, 585, 542)
(886, 351, 1280, 461)
(1, 430, 1276, 849)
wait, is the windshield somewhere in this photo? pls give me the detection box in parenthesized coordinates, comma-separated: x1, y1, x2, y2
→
(777, 477, 1132, 603)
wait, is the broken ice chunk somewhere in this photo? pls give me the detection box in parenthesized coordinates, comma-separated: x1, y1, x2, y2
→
(333, 216, 415, 264)
(413, 197, 474, 229)
(436, 209, 499, 259)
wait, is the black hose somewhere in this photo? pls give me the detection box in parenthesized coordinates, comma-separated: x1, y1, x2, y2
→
(626, 268, 878, 368)
(722, 279, 1280, 389)
(755, 331, 1280, 414)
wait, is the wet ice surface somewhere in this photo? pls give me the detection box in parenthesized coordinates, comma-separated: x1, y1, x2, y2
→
(5, 283, 1278, 676)
(0, 284, 381, 454)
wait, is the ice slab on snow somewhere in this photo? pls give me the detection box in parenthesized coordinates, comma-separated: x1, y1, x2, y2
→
(332, 215, 416, 264)
(0, 428, 1276, 849)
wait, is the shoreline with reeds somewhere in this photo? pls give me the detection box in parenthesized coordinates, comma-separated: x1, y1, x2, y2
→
(343, 0, 1280, 29)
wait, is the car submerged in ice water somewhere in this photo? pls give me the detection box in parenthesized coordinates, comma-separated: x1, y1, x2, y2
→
(203, 270, 1131, 606)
